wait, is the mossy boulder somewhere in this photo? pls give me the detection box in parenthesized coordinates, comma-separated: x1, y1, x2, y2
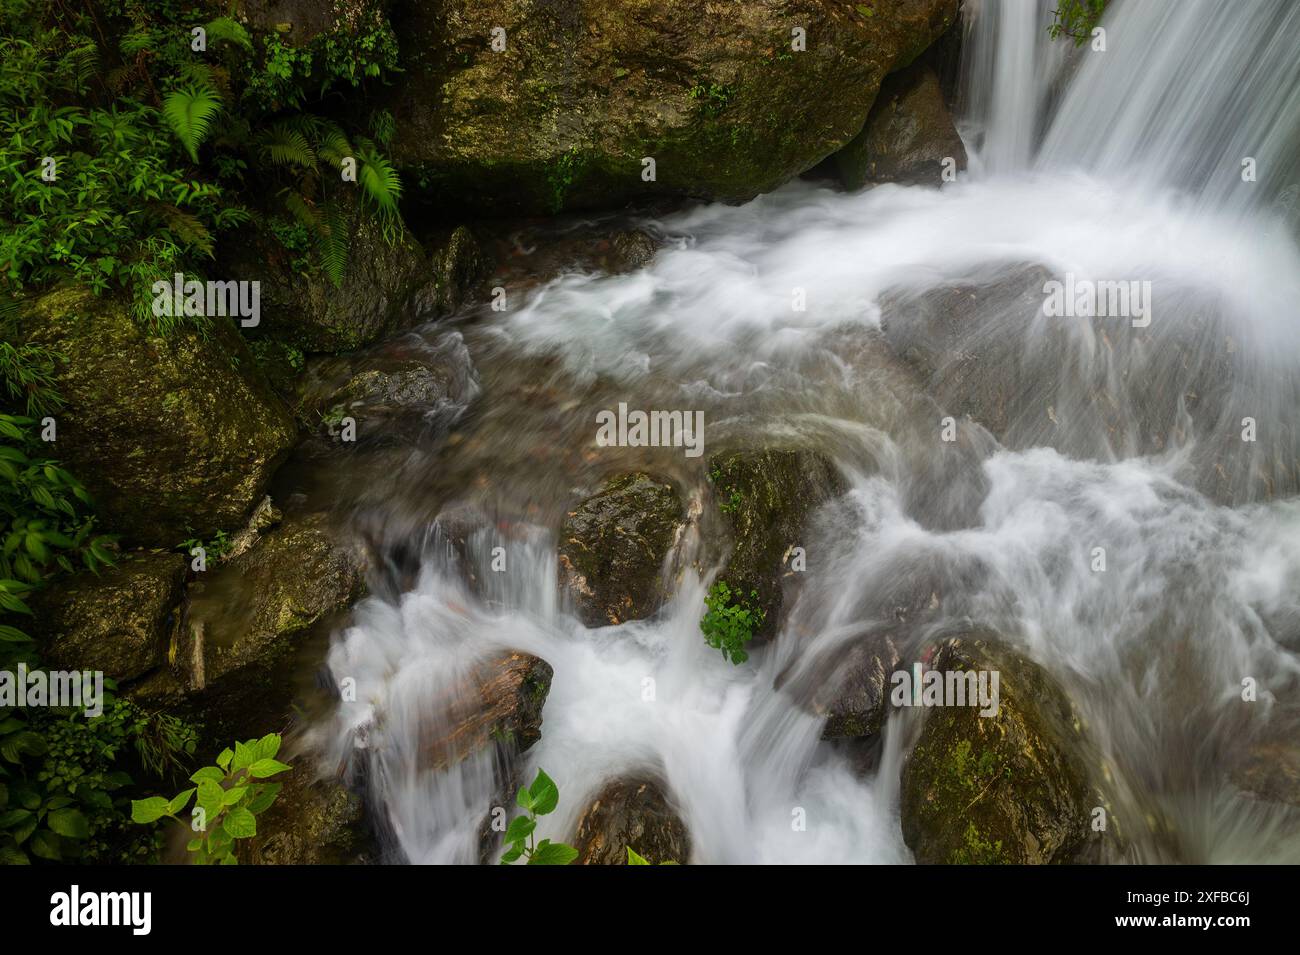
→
(180, 511, 368, 742)
(237, 765, 372, 865)
(31, 550, 186, 683)
(558, 473, 684, 626)
(226, 192, 487, 355)
(23, 287, 295, 547)
(833, 61, 965, 189)
(573, 778, 691, 865)
(389, 0, 959, 214)
(900, 634, 1106, 864)
(707, 449, 846, 640)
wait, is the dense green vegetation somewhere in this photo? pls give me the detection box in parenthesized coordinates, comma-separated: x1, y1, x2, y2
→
(0, 0, 404, 331)
(1048, 1, 1107, 44)
(132, 733, 290, 865)
(699, 580, 765, 665)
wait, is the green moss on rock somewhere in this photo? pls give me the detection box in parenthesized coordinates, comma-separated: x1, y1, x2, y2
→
(900, 634, 1104, 864)
(558, 472, 684, 626)
(23, 287, 296, 547)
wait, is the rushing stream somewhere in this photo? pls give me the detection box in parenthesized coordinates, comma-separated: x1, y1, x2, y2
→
(304, 0, 1300, 863)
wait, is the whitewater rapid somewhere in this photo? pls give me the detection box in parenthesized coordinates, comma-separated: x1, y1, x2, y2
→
(308, 0, 1300, 864)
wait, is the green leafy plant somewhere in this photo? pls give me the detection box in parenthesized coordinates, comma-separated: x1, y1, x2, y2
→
(162, 81, 223, 162)
(1048, 1, 1107, 45)
(131, 733, 290, 865)
(499, 768, 580, 865)
(177, 528, 232, 564)
(700, 580, 765, 665)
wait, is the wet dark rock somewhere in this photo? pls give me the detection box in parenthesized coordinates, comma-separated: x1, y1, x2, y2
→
(180, 511, 368, 741)
(573, 778, 691, 865)
(23, 287, 296, 547)
(558, 473, 684, 626)
(834, 63, 966, 189)
(816, 634, 901, 741)
(1232, 740, 1300, 808)
(237, 764, 372, 865)
(707, 449, 846, 641)
(410, 225, 489, 318)
(31, 550, 186, 683)
(420, 651, 553, 772)
(389, 0, 959, 214)
(900, 633, 1111, 864)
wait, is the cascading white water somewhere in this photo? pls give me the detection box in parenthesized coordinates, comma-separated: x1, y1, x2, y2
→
(311, 0, 1300, 863)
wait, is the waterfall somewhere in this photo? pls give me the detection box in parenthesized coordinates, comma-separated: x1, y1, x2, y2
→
(311, 0, 1300, 864)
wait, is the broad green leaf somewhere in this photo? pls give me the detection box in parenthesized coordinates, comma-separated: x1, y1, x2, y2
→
(527, 769, 559, 816)
(30, 829, 61, 860)
(130, 797, 171, 824)
(627, 847, 649, 865)
(46, 808, 89, 839)
(215, 748, 233, 771)
(528, 841, 578, 866)
(167, 788, 196, 815)
(499, 842, 525, 864)
(222, 806, 256, 839)
(247, 758, 291, 779)
(190, 766, 224, 784)
(504, 815, 535, 844)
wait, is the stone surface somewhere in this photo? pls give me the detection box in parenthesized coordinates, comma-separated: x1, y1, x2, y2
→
(31, 550, 186, 682)
(834, 62, 966, 188)
(23, 287, 296, 547)
(707, 448, 846, 640)
(558, 472, 684, 626)
(573, 777, 691, 865)
(420, 651, 553, 773)
(900, 634, 1105, 864)
(388, 0, 959, 214)
(236, 764, 371, 865)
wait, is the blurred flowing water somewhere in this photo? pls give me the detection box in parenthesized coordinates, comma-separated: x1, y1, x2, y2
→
(306, 0, 1300, 863)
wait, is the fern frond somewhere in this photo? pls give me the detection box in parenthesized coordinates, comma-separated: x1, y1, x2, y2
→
(157, 204, 215, 257)
(257, 122, 317, 170)
(204, 16, 253, 52)
(317, 200, 350, 288)
(163, 83, 223, 163)
(67, 43, 99, 92)
(315, 120, 353, 170)
(354, 136, 403, 241)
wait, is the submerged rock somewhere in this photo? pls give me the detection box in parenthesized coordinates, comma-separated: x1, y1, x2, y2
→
(834, 62, 966, 189)
(573, 778, 691, 865)
(237, 764, 372, 865)
(31, 550, 186, 683)
(421, 651, 554, 773)
(899, 634, 1107, 864)
(389, 0, 959, 214)
(815, 634, 901, 741)
(558, 473, 684, 626)
(707, 449, 846, 640)
(23, 287, 296, 547)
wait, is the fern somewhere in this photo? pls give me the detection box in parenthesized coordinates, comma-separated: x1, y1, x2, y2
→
(317, 200, 350, 288)
(256, 122, 317, 170)
(354, 136, 403, 241)
(163, 82, 222, 162)
(203, 16, 253, 52)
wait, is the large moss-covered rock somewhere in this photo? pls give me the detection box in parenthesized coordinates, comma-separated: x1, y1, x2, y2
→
(900, 634, 1109, 864)
(558, 472, 684, 626)
(225, 196, 425, 354)
(31, 550, 186, 682)
(237, 765, 372, 865)
(23, 287, 296, 547)
(834, 62, 965, 189)
(389, 0, 959, 214)
(181, 511, 367, 741)
(573, 777, 691, 865)
(707, 449, 845, 640)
